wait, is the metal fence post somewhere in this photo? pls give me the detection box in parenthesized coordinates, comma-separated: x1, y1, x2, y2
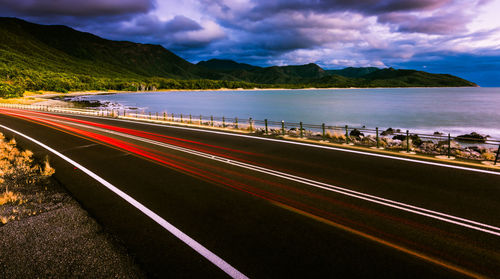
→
(180, 113, 183, 123)
(406, 130, 410, 152)
(171, 113, 174, 121)
(249, 118, 253, 132)
(189, 114, 192, 124)
(163, 112, 166, 121)
(200, 115, 202, 125)
(265, 119, 268, 135)
(223, 116, 226, 128)
(156, 112, 158, 120)
(448, 133, 451, 158)
(345, 125, 349, 144)
(281, 121, 285, 136)
(322, 123, 326, 141)
(376, 127, 380, 148)
(149, 112, 151, 119)
(235, 117, 238, 129)
(300, 122, 303, 138)
(495, 144, 500, 165)
(211, 115, 214, 126)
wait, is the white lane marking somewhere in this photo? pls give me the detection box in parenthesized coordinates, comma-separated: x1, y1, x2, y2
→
(44, 111, 500, 176)
(0, 123, 248, 279)
(34, 116, 500, 237)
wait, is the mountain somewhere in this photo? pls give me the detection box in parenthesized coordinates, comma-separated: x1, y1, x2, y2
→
(0, 17, 191, 78)
(359, 68, 476, 87)
(317, 67, 477, 88)
(326, 67, 380, 78)
(197, 59, 261, 71)
(197, 60, 330, 83)
(0, 17, 477, 96)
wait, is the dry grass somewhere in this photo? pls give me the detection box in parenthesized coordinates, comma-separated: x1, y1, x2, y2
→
(0, 191, 21, 206)
(0, 133, 55, 225)
(0, 97, 46, 105)
(482, 151, 496, 161)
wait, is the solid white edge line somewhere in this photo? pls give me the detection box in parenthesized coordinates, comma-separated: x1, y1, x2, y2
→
(37, 115, 500, 237)
(44, 111, 500, 176)
(0, 123, 248, 279)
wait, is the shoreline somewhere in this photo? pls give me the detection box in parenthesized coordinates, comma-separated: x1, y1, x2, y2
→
(22, 85, 481, 100)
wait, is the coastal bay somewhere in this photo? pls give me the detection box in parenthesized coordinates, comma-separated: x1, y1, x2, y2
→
(77, 87, 500, 139)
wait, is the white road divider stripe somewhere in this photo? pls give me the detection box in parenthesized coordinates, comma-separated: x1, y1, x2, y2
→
(0, 123, 249, 279)
(52, 111, 500, 177)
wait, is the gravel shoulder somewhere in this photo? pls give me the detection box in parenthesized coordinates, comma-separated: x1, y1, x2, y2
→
(0, 136, 146, 278)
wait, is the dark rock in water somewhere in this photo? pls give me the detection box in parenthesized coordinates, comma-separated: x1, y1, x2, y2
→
(468, 146, 480, 152)
(456, 132, 488, 143)
(392, 134, 423, 146)
(349, 129, 364, 138)
(381, 128, 394, 136)
(411, 134, 423, 146)
(433, 131, 443, 136)
(69, 99, 102, 108)
(392, 134, 406, 141)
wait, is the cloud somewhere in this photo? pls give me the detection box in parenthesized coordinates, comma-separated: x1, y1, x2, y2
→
(79, 14, 224, 50)
(244, 0, 450, 20)
(0, 0, 154, 17)
(165, 15, 202, 32)
(169, 20, 226, 48)
(378, 13, 467, 35)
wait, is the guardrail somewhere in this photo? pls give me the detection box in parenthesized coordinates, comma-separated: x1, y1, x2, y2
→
(1, 103, 499, 166)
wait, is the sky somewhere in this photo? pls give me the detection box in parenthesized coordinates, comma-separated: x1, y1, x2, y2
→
(1, 0, 500, 86)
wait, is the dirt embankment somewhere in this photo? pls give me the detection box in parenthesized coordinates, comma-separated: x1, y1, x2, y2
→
(0, 133, 145, 278)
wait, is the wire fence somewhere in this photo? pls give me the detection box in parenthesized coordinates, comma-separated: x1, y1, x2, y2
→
(1, 103, 499, 166)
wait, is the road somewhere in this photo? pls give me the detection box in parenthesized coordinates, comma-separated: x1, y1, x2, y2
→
(1, 107, 499, 278)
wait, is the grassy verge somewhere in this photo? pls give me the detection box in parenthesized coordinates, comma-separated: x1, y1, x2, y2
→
(0, 97, 47, 105)
(0, 134, 55, 224)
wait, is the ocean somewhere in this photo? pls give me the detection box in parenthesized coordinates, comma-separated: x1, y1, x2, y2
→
(76, 87, 500, 138)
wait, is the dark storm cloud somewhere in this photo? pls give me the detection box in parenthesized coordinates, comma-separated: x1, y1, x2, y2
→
(206, 0, 487, 39)
(378, 13, 468, 35)
(78, 14, 223, 51)
(165, 16, 202, 32)
(103, 15, 201, 37)
(246, 0, 449, 19)
(0, 0, 154, 17)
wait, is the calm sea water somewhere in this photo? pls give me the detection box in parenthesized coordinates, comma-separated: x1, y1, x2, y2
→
(79, 87, 500, 138)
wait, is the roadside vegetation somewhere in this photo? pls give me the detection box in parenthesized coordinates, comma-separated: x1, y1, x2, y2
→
(0, 133, 55, 224)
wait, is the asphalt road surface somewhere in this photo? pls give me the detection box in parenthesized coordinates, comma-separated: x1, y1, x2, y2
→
(1, 107, 499, 278)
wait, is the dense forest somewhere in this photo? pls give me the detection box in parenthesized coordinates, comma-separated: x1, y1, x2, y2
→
(0, 17, 477, 98)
